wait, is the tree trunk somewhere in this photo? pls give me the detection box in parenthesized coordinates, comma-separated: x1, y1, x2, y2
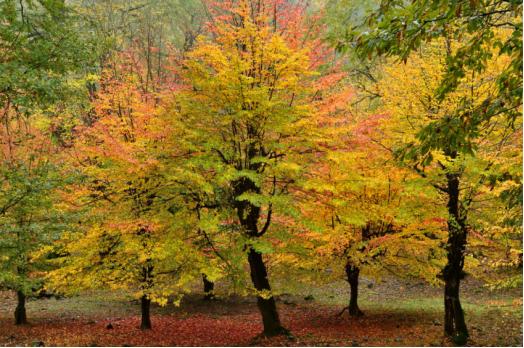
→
(140, 295, 152, 330)
(443, 171, 468, 344)
(444, 272, 468, 344)
(345, 262, 363, 317)
(203, 274, 215, 300)
(14, 290, 27, 325)
(248, 248, 287, 337)
(233, 177, 286, 336)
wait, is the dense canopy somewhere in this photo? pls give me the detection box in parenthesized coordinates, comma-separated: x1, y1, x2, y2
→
(0, 0, 521, 346)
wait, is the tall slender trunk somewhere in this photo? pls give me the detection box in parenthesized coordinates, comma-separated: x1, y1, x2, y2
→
(14, 290, 27, 325)
(247, 247, 286, 336)
(140, 295, 152, 330)
(203, 274, 215, 300)
(443, 171, 468, 344)
(345, 262, 363, 317)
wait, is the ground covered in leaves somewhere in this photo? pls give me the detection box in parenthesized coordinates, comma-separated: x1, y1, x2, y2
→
(0, 278, 521, 346)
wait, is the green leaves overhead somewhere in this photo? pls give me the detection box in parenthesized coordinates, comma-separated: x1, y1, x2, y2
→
(0, 0, 93, 111)
(343, 0, 522, 159)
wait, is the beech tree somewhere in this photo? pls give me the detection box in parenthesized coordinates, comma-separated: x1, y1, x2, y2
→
(171, 0, 315, 336)
(0, 141, 71, 325)
(295, 91, 448, 317)
(375, 35, 522, 344)
(0, 0, 90, 325)
(0, 0, 520, 345)
(329, 0, 522, 342)
(45, 55, 210, 330)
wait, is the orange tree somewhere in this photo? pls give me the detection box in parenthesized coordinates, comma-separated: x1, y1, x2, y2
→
(45, 51, 214, 330)
(290, 83, 447, 317)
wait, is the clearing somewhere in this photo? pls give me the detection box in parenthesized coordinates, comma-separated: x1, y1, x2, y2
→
(0, 277, 521, 346)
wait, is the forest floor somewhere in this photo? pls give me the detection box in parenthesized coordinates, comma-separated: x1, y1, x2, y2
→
(0, 277, 521, 347)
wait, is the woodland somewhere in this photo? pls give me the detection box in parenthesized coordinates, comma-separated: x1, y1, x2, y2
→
(0, 0, 522, 347)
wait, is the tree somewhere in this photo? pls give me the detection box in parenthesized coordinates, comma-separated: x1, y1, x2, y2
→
(0, 0, 90, 325)
(45, 57, 209, 330)
(374, 35, 521, 344)
(0, 137, 72, 325)
(295, 92, 447, 317)
(171, 0, 315, 336)
(329, 0, 522, 341)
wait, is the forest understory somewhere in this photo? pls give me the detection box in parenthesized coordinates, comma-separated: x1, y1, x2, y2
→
(1, 277, 521, 347)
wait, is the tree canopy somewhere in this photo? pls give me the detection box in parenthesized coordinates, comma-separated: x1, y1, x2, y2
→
(0, 0, 521, 345)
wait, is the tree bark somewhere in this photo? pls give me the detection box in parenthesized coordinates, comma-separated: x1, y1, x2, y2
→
(232, 177, 286, 336)
(443, 171, 468, 344)
(345, 262, 363, 317)
(203, 274, 215, 300)
(14, 290, 27, 325)
(248, 247, 287, 337)
(140, 295, 152, 330)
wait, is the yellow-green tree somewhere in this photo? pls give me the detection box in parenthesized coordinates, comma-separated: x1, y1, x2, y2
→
(376, 33, 522, 343)
(171, 0, 314, 336)
(0, 0, 91, 325)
